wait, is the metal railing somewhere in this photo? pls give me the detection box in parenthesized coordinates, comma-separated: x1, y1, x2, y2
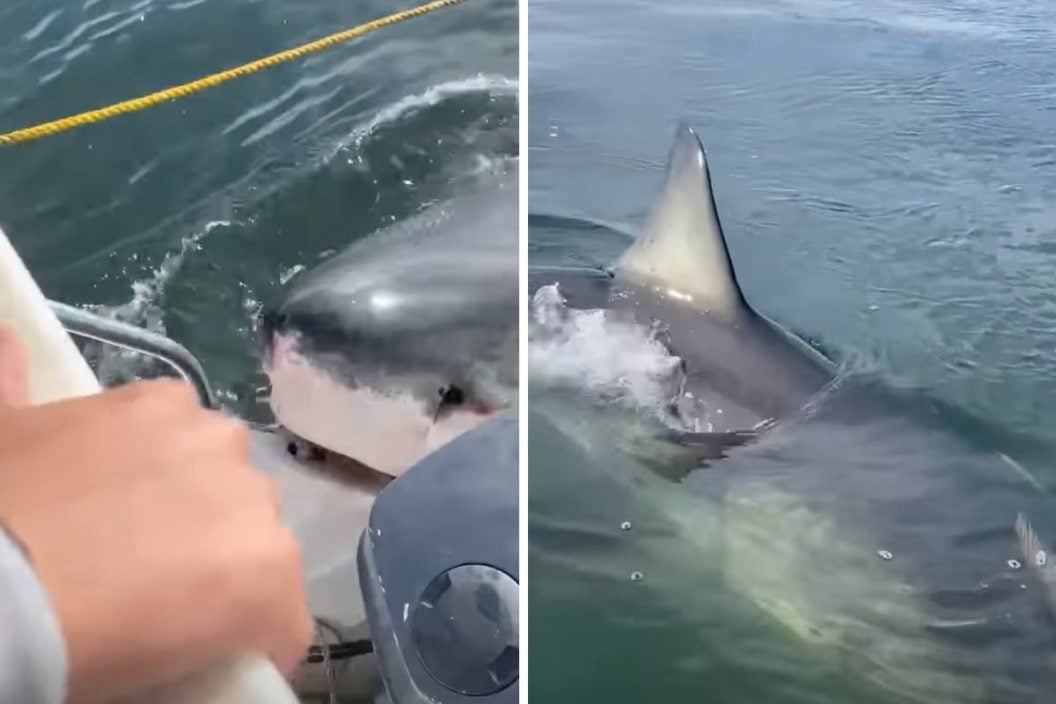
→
(49, 300, 218, 410)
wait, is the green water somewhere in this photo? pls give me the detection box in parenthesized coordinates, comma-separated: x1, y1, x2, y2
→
(529, 0, 1056, 702)
(0, 0, 517, 417)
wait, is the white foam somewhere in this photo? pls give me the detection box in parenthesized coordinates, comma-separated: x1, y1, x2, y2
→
(22, 9, 63, 42)
(166, 0, 209, 11)
(324, 73, 518, 162)
(278, 264, 306, 285)
(467, 152, 512, 177)
(529, 284, 685, 416)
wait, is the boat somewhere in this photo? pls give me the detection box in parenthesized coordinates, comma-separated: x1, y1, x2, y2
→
(0, 226, 519, 704)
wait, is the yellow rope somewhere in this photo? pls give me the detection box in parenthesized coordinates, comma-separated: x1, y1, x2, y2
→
(0, 0, 467, 147)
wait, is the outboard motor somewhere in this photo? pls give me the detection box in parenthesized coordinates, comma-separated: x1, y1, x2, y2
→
(358, 411, 519, 704)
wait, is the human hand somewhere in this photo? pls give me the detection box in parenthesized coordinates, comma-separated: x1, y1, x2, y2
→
(0, 326, 312, 704)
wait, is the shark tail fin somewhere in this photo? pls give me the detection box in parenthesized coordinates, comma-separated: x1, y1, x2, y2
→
(615, 123, 752, 319)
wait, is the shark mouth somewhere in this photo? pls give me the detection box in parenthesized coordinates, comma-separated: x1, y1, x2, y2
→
(277, 425, 395, 493)
(265, 331, 498, 478)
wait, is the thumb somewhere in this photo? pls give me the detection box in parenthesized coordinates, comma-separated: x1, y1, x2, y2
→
(0, 323, 30, 408)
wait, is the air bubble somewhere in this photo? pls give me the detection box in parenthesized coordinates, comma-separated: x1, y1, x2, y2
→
(620, 521, 632, 531)
(630, 571, 644, 582)
(1008, 559, 1022, 570)
(878, 550, 893, 561)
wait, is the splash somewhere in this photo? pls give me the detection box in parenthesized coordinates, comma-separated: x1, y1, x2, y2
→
(95, 219, 228, 330)
(79, 220, 229, 386)
(529, 284, 686, 418)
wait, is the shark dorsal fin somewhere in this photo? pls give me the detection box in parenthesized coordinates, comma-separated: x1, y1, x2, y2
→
(615, 124, 750, 318)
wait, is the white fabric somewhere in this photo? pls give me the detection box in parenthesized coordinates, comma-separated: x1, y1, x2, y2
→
(0, 523, 66, 704)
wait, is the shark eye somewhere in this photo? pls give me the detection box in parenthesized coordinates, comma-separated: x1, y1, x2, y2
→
(433, 385, 467, 423)
(438, 385, 466, 408)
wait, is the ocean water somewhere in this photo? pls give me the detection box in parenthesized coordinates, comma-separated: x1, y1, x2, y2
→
(528, 0, 1056, 702)
(0, 0, 517, 418)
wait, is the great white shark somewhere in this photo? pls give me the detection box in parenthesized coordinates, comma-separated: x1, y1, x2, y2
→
(529, 125, 1056, 703)
(261, 169, 517, 477)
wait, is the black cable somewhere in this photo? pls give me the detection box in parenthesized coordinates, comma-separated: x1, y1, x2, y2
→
(305, 639, 374, 663)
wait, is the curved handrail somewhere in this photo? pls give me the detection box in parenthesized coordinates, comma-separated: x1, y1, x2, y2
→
(48, 301, 218, 410)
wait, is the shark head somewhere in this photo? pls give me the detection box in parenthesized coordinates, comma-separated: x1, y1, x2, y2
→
(262, 172, 518, 477)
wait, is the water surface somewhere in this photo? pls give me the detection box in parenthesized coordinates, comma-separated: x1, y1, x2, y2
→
(529, 1, 1056, 701)
(0, 0, 517, 417)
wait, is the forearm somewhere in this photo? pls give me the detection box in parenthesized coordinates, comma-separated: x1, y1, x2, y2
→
(0, 520, 66, 704)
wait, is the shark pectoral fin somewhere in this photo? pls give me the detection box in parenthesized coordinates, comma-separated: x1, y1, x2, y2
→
(643, 428, 758, 483)
(615, 123, 752, 319)
(676, 428, 759, 452)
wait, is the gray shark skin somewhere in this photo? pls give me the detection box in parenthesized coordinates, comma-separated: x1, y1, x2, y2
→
(263, 169, 517, 477)
(532, 127, 834, 436)
(529, 126, 1056, 703)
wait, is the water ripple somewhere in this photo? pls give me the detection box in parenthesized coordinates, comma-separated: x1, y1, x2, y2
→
(22, 9, 64, 42)
(30, 11, 122, 63)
